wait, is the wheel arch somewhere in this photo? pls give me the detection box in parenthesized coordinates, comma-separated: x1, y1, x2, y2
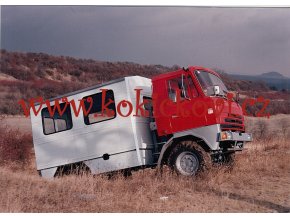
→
(158, 134, 211, 167)
(54, 161, 91, 177)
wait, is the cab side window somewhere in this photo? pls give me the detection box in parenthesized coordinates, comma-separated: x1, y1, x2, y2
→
(167, 76, 190, 102)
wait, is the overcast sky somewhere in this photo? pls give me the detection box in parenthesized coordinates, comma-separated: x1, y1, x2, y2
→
(1, 6, 290, 76)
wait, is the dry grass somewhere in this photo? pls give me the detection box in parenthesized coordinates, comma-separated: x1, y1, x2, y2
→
(0, 116, 289, 212)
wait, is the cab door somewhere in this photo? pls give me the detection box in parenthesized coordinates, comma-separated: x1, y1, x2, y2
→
(166, 73, 199, 133)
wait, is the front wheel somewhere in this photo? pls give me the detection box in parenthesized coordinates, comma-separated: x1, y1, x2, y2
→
(167, 141, 211, 176)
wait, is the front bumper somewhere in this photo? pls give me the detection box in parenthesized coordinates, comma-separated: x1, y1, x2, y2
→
(218, 131, 253, 142)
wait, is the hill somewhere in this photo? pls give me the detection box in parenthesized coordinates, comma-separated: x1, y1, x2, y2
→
(230, 72, 290, 91)
(0, 49, 289, 115)
(0, 49, 177, 114)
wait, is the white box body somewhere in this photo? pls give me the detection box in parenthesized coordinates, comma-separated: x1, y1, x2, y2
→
(30, 76, 154, 178)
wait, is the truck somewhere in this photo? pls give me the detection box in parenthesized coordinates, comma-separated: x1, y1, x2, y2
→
(30, 66, 252, 178)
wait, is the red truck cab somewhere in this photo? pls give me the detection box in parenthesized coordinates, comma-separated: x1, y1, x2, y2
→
(151, 66, 252, 175)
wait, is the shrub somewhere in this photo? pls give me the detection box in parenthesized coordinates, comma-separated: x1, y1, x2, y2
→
(9, 70, 35, 81)
(0, 120, 32, 165)
(36, 69, 46, 78)
(253, 120, 269, 141)
(45, 69, 54, 76)
(69, 70, 82, 77)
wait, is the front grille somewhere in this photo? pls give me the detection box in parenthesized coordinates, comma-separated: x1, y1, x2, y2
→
(221, 113, 244, 132)
(224, 118, 243, 124)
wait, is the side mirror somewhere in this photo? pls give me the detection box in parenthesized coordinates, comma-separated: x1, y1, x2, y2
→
(206, 85, 220, 96)
(214, 85, 220, 95)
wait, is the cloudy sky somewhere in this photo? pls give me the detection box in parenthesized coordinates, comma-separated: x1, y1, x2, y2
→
(1, 6, 290, 76)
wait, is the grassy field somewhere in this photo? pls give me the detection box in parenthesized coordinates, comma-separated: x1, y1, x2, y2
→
(0, 115, 289, 212)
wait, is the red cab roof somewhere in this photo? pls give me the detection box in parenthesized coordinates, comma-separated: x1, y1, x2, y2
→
(152, 66, 220, 82)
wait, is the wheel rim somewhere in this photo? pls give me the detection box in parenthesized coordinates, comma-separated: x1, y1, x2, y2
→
(176, 151, 199, 176)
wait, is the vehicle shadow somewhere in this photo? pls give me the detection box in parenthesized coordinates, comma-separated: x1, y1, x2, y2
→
(208, 188, 290, 212)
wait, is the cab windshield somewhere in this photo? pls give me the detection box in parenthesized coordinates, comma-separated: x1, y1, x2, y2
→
(195, 70, 228, 96)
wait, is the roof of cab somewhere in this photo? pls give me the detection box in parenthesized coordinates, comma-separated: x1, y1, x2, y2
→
(152, 66, 220, 82)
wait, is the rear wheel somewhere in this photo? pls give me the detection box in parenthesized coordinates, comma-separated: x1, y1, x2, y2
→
(168, 141, 211, 176)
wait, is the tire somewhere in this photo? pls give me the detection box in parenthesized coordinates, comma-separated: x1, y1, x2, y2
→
(167, 140, 211, 176)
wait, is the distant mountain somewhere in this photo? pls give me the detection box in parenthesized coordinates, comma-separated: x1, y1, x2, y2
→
(261, 71, 285, 78)
(229, 72, 290, 91)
